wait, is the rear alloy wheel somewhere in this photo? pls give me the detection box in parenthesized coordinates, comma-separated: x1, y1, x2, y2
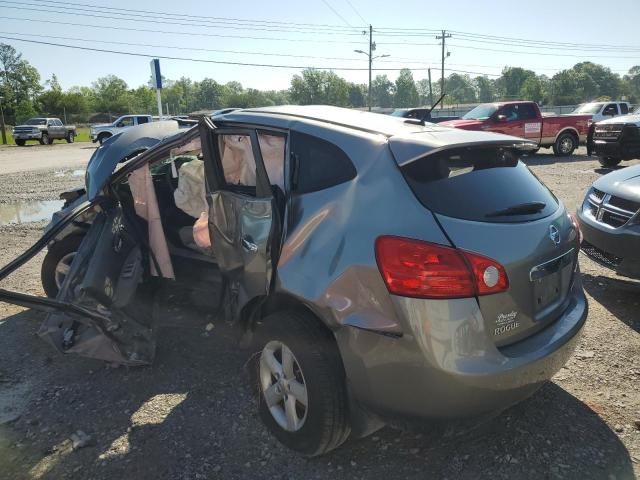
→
(39, 133, 50, 145)
(41, 235, 84, 298)
(553, 132, 577, 156)
(66, 132, 75, 143)
(598, 156, 621, 168)
(253, 311, 350, 456)
(15, 139, 25, 146)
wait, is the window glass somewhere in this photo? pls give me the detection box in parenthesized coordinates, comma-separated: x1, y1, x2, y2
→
(400, 146, 558, 223)
(499, 105, 519, 121)
(118, 117, 134, 127)
(137, 116, 150, 125)
(603, 104, 618, 116)
(518, 104, 538, 120)
(620, 103, 629, 114)
(290, 132, 357, 194)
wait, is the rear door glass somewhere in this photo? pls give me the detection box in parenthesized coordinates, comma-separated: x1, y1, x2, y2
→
(401, 146, 558, 223)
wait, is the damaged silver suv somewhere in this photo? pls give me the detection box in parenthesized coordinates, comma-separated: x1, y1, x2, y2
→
(0, 106, 588, 456)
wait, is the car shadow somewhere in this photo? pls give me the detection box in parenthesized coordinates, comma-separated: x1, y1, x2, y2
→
(582, 272, 640, 334)
(523, 150, 596, 166)
(0, 304, 635, 480)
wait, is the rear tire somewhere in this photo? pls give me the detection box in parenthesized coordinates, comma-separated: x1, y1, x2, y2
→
(41, 235, 84, 298)
(98, 133, 111, 145)
(553, 132, 577, 156)
(15, 139, 25, 146)
(66, 132, 75, 143)
(39, 133, 50, 145)
(252, 310, 350, 456)
(598, 156, 622, 168)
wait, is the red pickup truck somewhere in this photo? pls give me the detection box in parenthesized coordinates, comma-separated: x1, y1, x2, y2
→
(440, 101, 591, 156)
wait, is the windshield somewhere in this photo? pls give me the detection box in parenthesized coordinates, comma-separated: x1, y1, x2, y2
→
(573, 103, 602, 114)
(462, 104, 498, 120)
(24, 118, 47, 125)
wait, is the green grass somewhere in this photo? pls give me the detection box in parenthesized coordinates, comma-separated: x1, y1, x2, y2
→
(2, 127, 91, 145)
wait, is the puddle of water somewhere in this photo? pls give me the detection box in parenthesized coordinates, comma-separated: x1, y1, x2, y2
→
(0, 200, 64, 226)
(53, 169, 85, 178)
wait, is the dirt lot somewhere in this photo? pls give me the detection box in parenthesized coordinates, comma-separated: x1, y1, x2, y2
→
(0, 143, 638, 480)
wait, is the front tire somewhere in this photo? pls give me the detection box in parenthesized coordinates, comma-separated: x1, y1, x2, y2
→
(253, 311, 350, 456)
(39, 133, 50, 145)
(98, 133, 111, 145)
(66, 132, 75, 143)
(553, 132, 577, 156)
(41, 235, 84, 298)
(598, 156, 622, 168)
(15, 139, 25, 146)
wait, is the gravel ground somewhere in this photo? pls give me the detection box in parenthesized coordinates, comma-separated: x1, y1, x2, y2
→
(0, 146, 638, 480)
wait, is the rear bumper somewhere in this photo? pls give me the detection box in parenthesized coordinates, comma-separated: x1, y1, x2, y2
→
(336, 280, 587, 421)
(577, 207, 640, 279)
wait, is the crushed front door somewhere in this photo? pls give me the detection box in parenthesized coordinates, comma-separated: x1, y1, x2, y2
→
(199, 118, 281, 313)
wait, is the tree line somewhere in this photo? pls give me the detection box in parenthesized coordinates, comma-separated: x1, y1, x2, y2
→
(1, 42, 640, 125)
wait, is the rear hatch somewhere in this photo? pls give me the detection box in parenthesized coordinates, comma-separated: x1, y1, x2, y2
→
(392, 140, 579, 345)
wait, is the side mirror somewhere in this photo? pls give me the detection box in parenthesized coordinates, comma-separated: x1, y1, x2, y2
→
(496, 114, 507, 122)
(116, 122, 124, 127)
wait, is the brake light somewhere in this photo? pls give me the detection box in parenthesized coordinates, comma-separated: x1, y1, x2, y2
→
(375, 236, 508, 299)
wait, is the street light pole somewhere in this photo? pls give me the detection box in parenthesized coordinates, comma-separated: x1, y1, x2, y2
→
(354, 28, 389, 112)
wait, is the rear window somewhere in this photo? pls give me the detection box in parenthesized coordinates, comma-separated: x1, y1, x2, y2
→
(401, 147, 558, 223)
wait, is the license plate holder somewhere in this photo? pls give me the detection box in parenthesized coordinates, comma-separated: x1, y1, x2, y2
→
(530, 248, 575, 312)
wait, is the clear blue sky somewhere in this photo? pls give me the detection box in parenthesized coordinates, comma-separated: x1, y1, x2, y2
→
(1, 0, 639, 90)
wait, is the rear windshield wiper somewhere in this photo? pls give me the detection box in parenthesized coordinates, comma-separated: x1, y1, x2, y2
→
(485, 201, 546, 218)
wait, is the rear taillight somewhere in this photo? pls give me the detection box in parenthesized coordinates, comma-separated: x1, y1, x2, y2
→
(375, 236, 508, 299)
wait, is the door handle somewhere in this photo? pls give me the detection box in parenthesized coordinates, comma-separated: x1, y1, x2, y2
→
(241, 236, 258, 253)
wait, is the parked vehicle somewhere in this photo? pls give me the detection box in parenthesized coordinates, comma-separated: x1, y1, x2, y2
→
(11, 117, 77, 146)
(577, 165, 640, 280)
(0, 107, 587, 456)
(90, 114, 153, 144)
(572, 101, 631, 122)
(440, 101, 591, 156)
(390, 107, 460, 123)
(590, 106, 640, 167)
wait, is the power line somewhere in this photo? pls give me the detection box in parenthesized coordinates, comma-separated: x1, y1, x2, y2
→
(320, 0, 353, 28)
(448, 43, 640, 59)
(2, 16, 369, 45)
(0, 31, 366, 61)
(0, 34, 452, 72)
(20, 0, 360, 31)
(0, 3, 365, 36)
(344, 0, 368, 25)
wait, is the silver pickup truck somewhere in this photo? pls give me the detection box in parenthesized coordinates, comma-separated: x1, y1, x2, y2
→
(90, 114, 153, 144)
(12, 117, 77, 146)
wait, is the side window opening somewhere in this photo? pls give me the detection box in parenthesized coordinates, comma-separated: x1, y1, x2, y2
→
(137, 116, 150, 125)
(621, 103, 629, 114)
(290, 131, 357, 194)
(217, 133, 285, 192)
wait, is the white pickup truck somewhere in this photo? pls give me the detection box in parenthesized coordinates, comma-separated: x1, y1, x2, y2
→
(572, 101, 631, 122)
(90, 114, 153, 144)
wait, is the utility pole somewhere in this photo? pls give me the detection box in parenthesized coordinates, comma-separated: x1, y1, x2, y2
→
(368, 24, 373, 112)
(427, 68, 433, 107)
(0, 96, 6, 145)
(436, 30, 451, 109)
(354, 26, 389, 112)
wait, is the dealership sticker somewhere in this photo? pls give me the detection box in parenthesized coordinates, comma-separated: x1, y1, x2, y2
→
(525, 122, 542, 134)
(494, 311, 519, 336)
